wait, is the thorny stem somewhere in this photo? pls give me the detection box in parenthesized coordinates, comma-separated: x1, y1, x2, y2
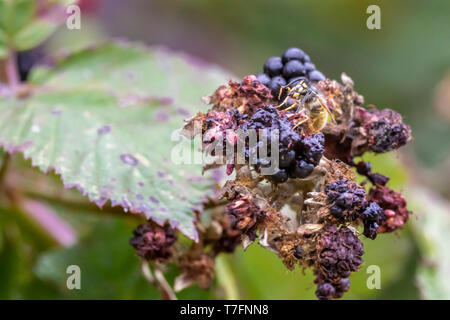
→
(140, 261, 177, 300)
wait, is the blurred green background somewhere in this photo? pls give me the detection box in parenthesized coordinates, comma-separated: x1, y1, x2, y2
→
(1, 0, 450, 299)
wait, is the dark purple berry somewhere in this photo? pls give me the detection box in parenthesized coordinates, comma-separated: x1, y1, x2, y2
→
(368, 172, 390, 186)
(300, 133, 325, 165)
(336, 193, 354, 208)
(283, 60, 305, 79)
(330, 205, 343, 218)
(268, 76, 286, 98)
(282, 47, 305, 63)
(338, 278, 351, 292)
(325, 179, 367, 222)
(304, 62, 316, 72)
(263, 56, 283, 76)
(363, 221, 379, 240)
(291, 160, 314, 179)
(294, 245, 303, 259)
(316, 283, 335, 300)
(256, 73, 271, 87)
(360, 201, 382, 221)
(279, 150, 296, 167)
(271, 169, 288, 184)
(355, 161, 372, 176)
(308, 70, 326, 82)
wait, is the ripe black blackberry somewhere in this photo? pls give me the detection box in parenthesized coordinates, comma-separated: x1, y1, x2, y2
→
(241, 106, 324, 183)
(263, 56, 283, 76)
(257, 47, 326, 98)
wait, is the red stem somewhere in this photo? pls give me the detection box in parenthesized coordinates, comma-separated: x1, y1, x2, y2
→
(6, 50, 19, 91)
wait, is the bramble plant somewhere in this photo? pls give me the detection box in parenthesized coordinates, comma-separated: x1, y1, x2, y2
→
(0, 0, 416, 300)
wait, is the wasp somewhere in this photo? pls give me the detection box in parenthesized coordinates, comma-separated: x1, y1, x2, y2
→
(275, 77, 335, 133)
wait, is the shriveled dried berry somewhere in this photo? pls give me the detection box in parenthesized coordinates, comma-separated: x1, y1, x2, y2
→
(130, 222, 177, 262)
(315, 282, 335, 300)
(325, 179, 367, 222)
(212, 215, 242, 254)
(314, 225, 364, 299)
(226, 196, 266, 240)
(368, 186, 410, 233)
(179, 253, 216, 290)
(352, 107, 411, 155)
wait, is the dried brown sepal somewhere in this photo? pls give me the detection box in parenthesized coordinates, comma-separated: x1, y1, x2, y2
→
(178, 251, 216, 290)
(210, 213, 242, 254)
(205, 75, 273, 115)
(226, 195, 267, 241)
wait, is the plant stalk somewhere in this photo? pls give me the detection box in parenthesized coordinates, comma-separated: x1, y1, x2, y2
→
(6, 50, 19, 91)
(215, 254, 239, 300)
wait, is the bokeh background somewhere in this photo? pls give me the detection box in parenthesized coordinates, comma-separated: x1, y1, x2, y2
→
(1, 0, 449, 299)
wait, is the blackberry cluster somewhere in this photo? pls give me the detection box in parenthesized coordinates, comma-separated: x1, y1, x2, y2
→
(242, 105, 324, 183)
(314, 225, 364, 300)
(256, 47, 326, 97)
(325, 179, 384, 239)
(129, 222, 177, 262)
(325, 179, 367, 222)
(226, 196, 266, 241)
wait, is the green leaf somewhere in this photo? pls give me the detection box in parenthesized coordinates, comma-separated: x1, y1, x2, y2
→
(407, 186, 450, 299)
(13, 19, 56, 51)
(0, 27, 7, 45)
(0, 42, 231, 240)
(0, 46, 7, 59)
(0, 0, 35, 34)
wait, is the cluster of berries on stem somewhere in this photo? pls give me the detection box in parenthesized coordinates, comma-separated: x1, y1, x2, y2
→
(130, 47, 413, 300)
